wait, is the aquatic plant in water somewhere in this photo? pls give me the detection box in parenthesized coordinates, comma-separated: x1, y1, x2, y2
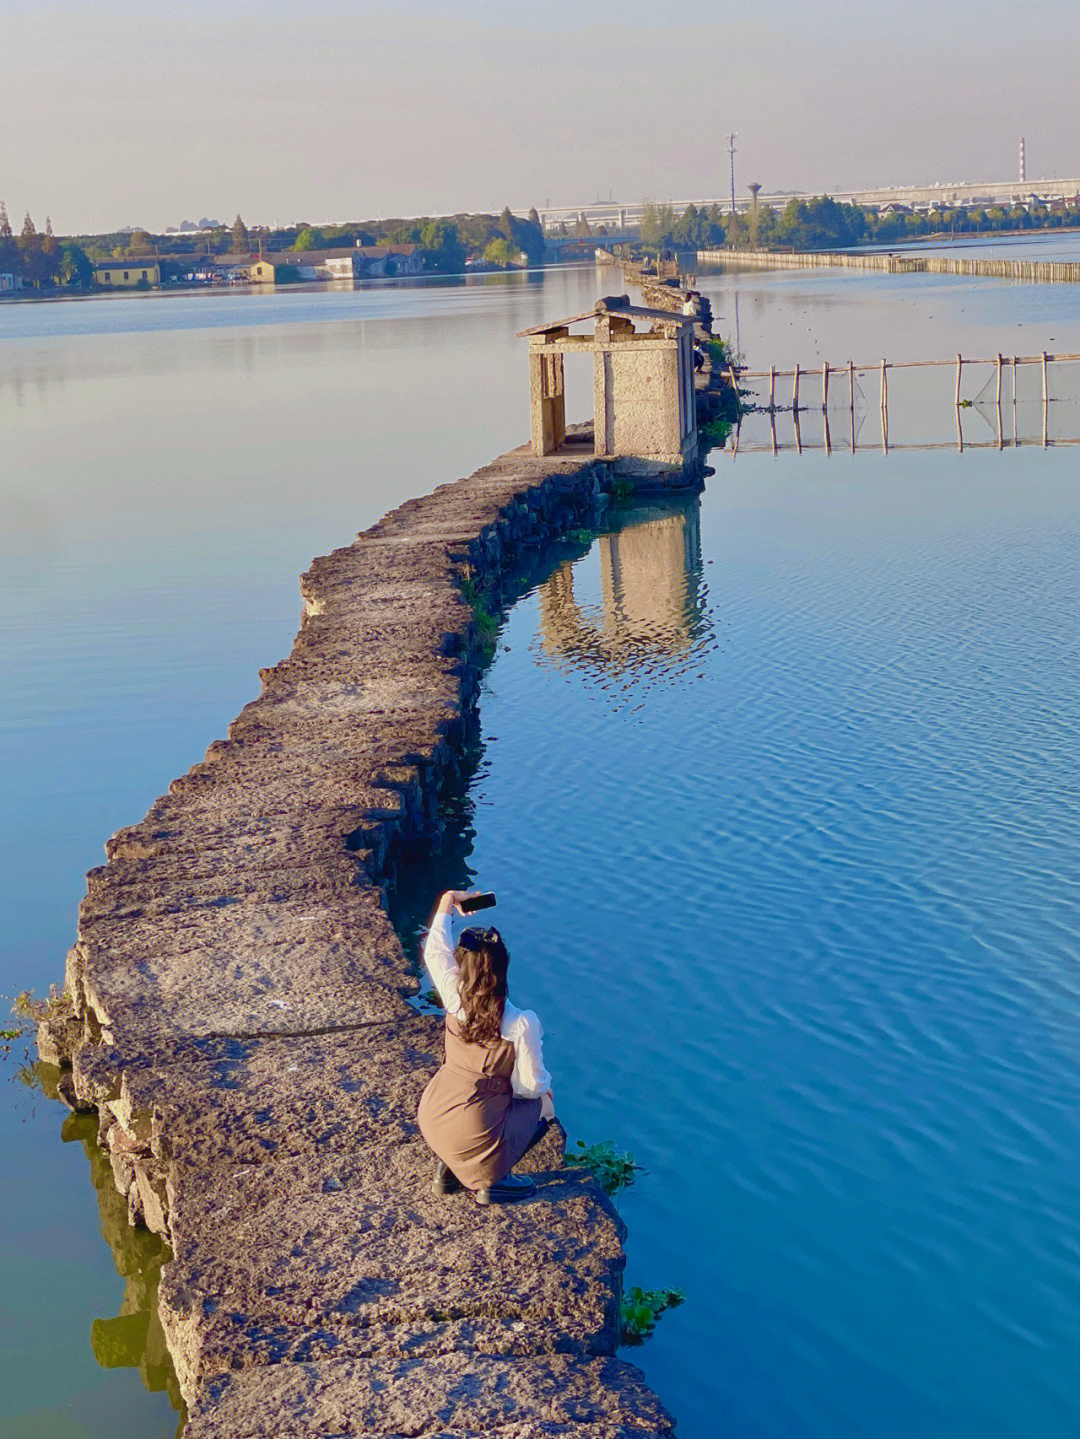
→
(13, 986, 69, 1020)
(458, 571, 501, 660)
(565, 1139, 644, 1196)
(620, 1285, 685, 1344)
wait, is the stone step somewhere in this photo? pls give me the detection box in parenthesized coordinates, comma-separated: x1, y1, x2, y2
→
(71, 901, 413, 1049)
(118, 1020, 444, 1172)
(183, 1352, 675, 1439)
(159, 1142, 622, 1403)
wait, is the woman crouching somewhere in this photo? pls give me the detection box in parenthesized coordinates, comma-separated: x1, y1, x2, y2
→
(417, 889, 555, 1205)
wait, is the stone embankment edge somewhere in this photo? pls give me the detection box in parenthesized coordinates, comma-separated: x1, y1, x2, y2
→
(37, 441, 685, 1437)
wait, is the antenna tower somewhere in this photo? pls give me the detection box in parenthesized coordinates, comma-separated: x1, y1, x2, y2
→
(727, 132, 738, 214)
(1019, 136, 1026, 184)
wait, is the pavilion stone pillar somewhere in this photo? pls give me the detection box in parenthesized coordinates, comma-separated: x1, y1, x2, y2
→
(593, 346, 610, 456)
(592, 313, 633, 458)
(529, 341, 567, 457)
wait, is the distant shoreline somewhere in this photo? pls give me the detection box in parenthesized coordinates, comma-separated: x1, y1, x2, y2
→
(0, 263, 581, 306)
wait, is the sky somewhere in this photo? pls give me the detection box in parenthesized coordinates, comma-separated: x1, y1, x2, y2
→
(2, 0, 1078, 236)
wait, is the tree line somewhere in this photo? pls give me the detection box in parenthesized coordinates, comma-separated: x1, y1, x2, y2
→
(0, 204, 92, 288)
(67, 206, 548, 276)
(638, 193, 1080, 254)
(286, 206, 546, 271)
(0, 200, 553, 291)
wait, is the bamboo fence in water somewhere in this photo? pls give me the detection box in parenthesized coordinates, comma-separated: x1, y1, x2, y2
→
(698, 247, 1080, 284)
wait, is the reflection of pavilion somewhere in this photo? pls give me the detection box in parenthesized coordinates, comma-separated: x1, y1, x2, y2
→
(537, 499, 708, 681)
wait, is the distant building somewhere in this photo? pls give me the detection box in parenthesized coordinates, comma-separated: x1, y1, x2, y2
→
(251, 254, 319, 284)
(94, 260, 162, 288)
(249, 244, 424, 283)
(210, 253, 258, 282)
(355, 244, 423, 276)
(0, 272, 20, 293)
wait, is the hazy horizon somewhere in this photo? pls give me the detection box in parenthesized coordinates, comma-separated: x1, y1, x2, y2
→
(3, 0, 1077, 236)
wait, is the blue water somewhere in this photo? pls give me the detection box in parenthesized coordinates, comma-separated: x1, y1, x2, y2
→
(461, 458, 1080, 1438)
(5, 256, 1080, 1436)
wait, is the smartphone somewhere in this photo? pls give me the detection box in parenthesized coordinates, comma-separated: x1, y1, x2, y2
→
(459, 892, 497, 913)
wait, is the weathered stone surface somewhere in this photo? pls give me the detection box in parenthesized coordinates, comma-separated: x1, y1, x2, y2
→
(126, 1021, 444, 1170)
(184, 1353, 675, 1438)
(83, 833, 360, 904)
(159, 1147, 624, 1401)
(72, 923, 412, 1049)
(35, 996, 82, 1067)
(68, 878, 415, 1048)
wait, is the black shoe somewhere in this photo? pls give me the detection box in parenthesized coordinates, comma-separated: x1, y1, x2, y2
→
(475, 1173, 536, 1206)
(431, 1161, 463, 1196)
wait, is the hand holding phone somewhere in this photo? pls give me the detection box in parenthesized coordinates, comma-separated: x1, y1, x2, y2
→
(458, 891, 497, 913)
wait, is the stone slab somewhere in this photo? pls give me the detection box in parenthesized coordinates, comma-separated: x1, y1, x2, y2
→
(72, 894, 413, 1047)
(122, 1020, 444, 1168)
(184, 1353, 675, 1439)
(159, 1144, 624, 1400)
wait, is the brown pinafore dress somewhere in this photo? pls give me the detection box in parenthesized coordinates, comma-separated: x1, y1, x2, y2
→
(417, 1013, 543, 1191)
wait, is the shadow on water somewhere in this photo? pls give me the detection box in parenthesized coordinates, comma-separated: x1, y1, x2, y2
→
(388, 487, 711, 956)
(18, 1062, 187, 1439)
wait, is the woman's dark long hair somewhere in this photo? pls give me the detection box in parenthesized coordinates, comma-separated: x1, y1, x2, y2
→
(455, 926, 509, 1045)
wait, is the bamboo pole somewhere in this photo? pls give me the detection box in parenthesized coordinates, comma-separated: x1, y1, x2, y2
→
(1042, 350, 1050, 447)
(728, 435, 1080, 457)
(955, 353, 963, 407)
(794, 406, 803, 454)
(769, 365, 776, 411)
(822, 361, 830, 412)
(823, 409, 832, 456)
(793, 363, 801, 413)
(732, 353, 1080, 381)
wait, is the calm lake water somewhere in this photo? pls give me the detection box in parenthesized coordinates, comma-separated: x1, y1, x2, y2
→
(4, 254, 1080, 1437)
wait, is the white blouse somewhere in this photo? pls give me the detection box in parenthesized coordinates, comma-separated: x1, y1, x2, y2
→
(422, 912, 552, 1100)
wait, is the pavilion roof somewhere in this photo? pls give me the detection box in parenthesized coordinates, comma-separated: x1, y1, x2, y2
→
(517, 297, 695, 338)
